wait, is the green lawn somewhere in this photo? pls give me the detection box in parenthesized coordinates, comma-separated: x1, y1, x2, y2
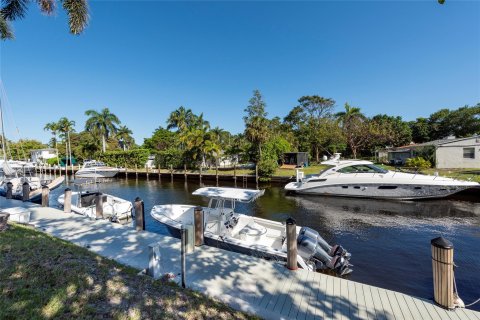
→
(0, 223, 254, 320)
(133, 164, 480, 183)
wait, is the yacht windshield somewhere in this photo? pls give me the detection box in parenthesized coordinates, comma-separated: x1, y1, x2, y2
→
(337, 164, 388, 174)
(318, 165, 335, 175)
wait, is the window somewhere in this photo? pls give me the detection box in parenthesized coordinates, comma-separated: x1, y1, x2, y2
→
(463, 148, 475, 159)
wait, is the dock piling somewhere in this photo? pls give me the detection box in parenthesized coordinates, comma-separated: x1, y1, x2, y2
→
(134, 197, 145, 231)
(431, 237, 455, 309)
(6, 182, 12, 199)
(286, 217, 298, 270)
(41, 186, 49, 207)
(147, 243, 161, 279)
(64, 188, 72, 213)
(22, 182, 30, 202)
(194, 206, 204, 246)
(181, 226, 187, 288)
(95, 193, 104, 219)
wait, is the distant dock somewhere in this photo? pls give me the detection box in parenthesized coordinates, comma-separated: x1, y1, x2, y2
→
(3, 198, 479, 319)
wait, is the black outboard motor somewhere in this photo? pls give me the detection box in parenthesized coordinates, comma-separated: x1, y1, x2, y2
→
(299, 227, 351, 259)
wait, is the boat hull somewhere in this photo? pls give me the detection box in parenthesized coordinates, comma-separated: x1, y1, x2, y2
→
(285, 182, 478, 200)
(75, 169, 119, 178)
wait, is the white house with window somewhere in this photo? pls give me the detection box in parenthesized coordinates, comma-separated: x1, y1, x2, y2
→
(30, 148, 58, 164)
(435, 136, 480, 169)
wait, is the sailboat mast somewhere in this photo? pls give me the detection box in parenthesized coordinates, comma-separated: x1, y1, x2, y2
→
(0, 94, 8, 162)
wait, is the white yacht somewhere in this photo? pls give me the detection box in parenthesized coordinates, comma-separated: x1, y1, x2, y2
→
(57, 180, 133, 223)
(285, 159, 479, 200)
(151, 187, 352, 275)
(75, 160, 120, 178)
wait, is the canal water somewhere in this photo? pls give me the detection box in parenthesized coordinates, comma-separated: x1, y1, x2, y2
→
(49, 176, 480, 311)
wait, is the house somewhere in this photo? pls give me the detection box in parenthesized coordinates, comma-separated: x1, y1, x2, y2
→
(435, 136, 480, 169)
(30, 148, 58, 164)
(282, 152, 309, 168)
(386, 136, 480, 169)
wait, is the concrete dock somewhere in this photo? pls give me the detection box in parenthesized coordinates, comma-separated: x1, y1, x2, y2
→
(2, 198, 479, 320)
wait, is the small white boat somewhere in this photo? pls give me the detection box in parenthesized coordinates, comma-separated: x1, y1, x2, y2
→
(151, 187, 352, 275)
(285, 159, 480, 200)
(0, 176, 65, 203)
(75, 160, 120, 178)
(57, 180, 133, 223)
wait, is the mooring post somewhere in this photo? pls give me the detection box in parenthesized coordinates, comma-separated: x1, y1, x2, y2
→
(181, 226, 187, 288)
(233, 163, 237, 182)
(194, 206, 204, 246)
(431, 237, 455, 309)
(64, 188, 72, 213)
(170, 164, 173, 180)
(6, 182, 13, 199)
(255, 164, 259, 185)
(125, 162, 128, 179)
(148, 243, 161, 279)
(22, 182, 30, 202)
(184, 164, 187, 181)
(95, 193, 104, 219)
(41, 186, 49, 207)
(286, 217, 298, 270)
(134, 197, 145, 231)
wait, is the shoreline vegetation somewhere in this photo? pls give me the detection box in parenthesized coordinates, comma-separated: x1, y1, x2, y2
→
(0, 223, 254, 320)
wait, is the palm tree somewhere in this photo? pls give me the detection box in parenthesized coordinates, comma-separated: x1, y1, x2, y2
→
(85, 108, 120, 153)
(116, 125, 133, 151)
(335, 103, 366, 159)
(43, 121, 59, 149)
(335, 103, 364, 128)
(57, 117, 75, 170)
(1, 0, 89, 39)
(166, 106, 194, 132)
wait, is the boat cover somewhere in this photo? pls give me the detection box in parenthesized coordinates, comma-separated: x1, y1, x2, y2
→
(192, 187, 265, 202)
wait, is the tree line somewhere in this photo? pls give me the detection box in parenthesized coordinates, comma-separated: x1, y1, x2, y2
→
(6, 91, 479, 179)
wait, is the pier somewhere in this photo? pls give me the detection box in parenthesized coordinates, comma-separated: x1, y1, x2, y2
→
(2, 198, 479, 320)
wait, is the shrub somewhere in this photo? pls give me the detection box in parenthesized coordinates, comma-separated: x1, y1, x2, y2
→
(405, 157, 432, 169)
(96, 149, 150, 168)
(46, 157, 60, 166)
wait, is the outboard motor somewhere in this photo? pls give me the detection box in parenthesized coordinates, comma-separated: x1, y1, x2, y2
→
(297, 235, 352, 276)
(299, 227, 351, 259)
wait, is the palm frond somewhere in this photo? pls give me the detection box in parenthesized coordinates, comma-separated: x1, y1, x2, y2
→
(0, 14, 14, 39)
(62, 0, 89, 35)
(36, 0, 55, 15)
(1, 0, 29, 20)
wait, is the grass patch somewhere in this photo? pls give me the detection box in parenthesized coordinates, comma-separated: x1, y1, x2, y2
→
(0, 224, 255, 320)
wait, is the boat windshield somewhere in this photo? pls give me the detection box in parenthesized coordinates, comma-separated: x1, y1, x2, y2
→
(318, 165, 335, 175)
(337, 164, 388, 174)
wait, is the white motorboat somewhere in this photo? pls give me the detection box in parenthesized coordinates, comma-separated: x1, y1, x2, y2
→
(0, 175, 65, 203)
(57, 180, 133, 223)
(151, 187, 352, 275)
(75, 160, 120, 178)
(285, 159, 480, 200)
(0, 159, 36, 176)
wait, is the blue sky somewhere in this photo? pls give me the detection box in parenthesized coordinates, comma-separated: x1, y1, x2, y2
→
(0, 1, 479, 145)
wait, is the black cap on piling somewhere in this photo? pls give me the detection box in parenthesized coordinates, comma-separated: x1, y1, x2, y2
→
(431, 237, 453, 249)
(135, 197, 142, 202)
(286, 217, 296, 225)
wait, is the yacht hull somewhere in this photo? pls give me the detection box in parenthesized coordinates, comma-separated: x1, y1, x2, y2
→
(285, 182, 478, 200)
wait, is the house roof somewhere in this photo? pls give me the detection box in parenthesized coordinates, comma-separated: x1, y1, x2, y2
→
(391, 135, 479, 150)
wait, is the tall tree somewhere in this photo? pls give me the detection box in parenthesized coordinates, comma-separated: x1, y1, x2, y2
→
(1, 0, 89, 39)
(43, 121, 59, 150)
(85, 108, 120, 153)
(295, 95, 336, 162)
(336, 103, 367, 158)
(243, 89, 269, 160)
(57, 117, 75, 166)
(115, 125, 134, 151)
